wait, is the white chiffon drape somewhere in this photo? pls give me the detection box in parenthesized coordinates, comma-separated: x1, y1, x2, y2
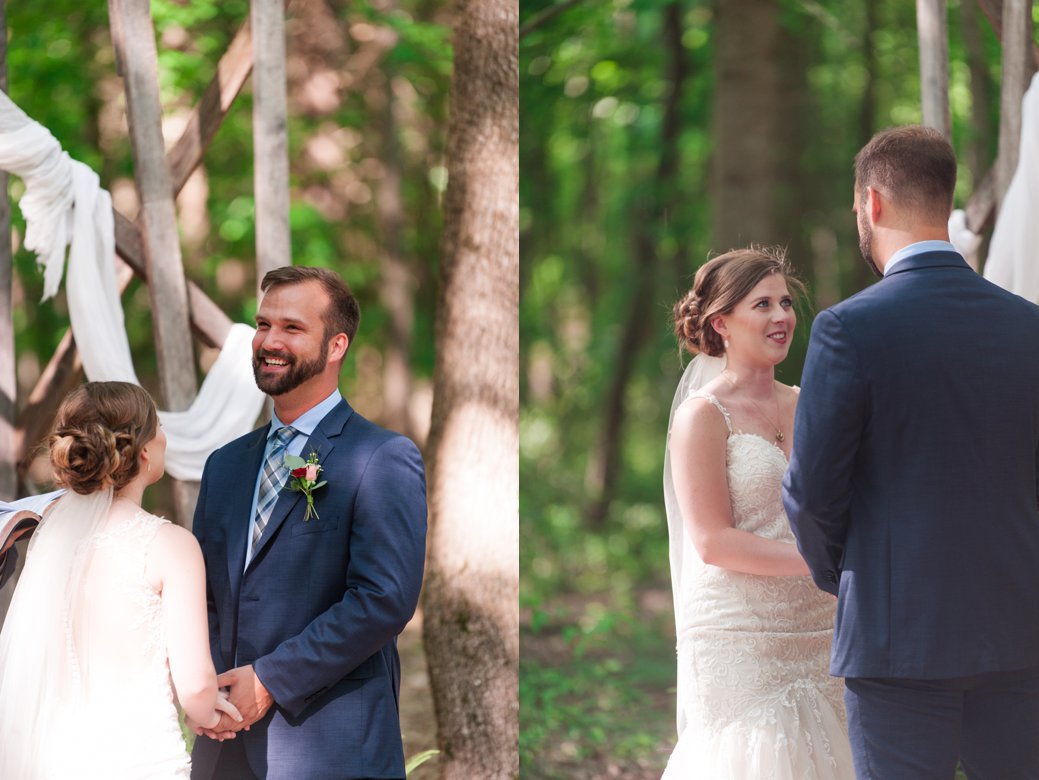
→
(0, 91, 264, 481)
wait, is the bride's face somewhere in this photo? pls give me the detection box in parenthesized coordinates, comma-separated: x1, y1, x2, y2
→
(714, 273, 796, 366)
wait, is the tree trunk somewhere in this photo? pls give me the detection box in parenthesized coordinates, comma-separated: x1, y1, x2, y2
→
(584, 1, 686, 529)
(374, 70, 416, 440)
(711, 0, 782, 250)
(851, 0, 879, 295)
(961, 0, 994, 182)
(421, 0, 519, 775)
(774, 13, 815, 288)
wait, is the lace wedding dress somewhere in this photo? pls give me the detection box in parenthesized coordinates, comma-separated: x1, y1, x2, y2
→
(662, 392, 854, 779)
(0, 491, 190, 779)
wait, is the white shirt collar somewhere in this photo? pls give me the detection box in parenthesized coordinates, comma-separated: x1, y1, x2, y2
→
(883, 240, 959, 276)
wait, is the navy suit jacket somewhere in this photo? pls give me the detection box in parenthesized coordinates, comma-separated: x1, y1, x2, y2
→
(192, 399, 427, 779)
(783, 250, 1039, 680)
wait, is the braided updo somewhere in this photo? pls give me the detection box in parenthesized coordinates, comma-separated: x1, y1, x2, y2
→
(674, 246, 802, 356)
(49, 382, 159, 495)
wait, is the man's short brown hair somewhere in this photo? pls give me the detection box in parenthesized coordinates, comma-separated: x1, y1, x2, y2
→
(261, 266, 361, 346)
(854, 126, 956, 223)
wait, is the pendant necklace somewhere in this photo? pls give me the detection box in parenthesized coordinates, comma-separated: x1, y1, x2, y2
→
(723, 372, 785, 442)
(746, 389, 785, 443)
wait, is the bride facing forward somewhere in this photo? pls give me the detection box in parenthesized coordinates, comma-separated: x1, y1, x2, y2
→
(662, 247, 853, 778)
(0, 381, 239, 779)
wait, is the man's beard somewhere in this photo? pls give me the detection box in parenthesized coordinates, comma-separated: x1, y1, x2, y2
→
(253, 341, 328, 396)
(858, 208, 883, 278)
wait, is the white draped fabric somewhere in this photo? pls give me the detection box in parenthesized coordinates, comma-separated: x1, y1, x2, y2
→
(983, 72, 1039, 301)
(0, 91, 264, 481)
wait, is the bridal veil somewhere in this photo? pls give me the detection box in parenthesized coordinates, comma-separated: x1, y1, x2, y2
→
(663, 352, 724, 734)
(0, 490, 111, 778)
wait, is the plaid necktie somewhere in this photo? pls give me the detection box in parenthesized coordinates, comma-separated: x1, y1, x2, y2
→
(252, 426, 297, 548)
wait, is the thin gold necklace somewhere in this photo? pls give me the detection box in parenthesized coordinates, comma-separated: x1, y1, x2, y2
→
(723, 373, 785, 442)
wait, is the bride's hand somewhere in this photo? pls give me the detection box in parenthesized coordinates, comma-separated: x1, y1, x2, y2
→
(215, 688, 244, 723)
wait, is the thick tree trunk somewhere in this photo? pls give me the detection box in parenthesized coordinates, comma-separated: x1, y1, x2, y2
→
(420, 0, 519, 775)
(711, 0, 782, 250)
(584, 1, 685, 529)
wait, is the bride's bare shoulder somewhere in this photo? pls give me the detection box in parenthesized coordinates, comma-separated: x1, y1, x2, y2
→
(149, 520, 202, 564)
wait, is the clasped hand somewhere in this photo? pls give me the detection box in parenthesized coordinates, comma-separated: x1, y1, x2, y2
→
(186, 664, 274, 741)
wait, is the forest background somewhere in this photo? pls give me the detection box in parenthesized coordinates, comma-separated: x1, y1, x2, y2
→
(519, 0, 1033, 777)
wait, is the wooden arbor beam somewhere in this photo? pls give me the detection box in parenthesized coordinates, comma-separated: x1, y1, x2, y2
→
(959, 0, 1037, 235)
(917, 0, 951, 138)
(15, 14, 254, 473)
(251, 0, 292, 286)
(110, 0, 197, 417)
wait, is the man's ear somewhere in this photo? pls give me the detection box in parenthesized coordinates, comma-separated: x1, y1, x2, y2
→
(868, 186, 883, 223)
(328, 333, 349, 362)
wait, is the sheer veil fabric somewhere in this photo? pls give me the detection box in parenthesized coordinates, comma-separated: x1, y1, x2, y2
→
(663, 353, 725, 734)
(0, 490, 111, 778)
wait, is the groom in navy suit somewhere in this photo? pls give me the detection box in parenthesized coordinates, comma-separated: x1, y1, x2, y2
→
(784, 126, 1039, 778)
(189, 266, 427, 779)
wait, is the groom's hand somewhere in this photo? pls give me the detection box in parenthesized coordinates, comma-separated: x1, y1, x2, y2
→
(217, 664, 274, 730)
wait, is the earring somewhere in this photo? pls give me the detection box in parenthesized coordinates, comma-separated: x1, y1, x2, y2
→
(724, 339, 730, 349)
(147, 461, 152, 473)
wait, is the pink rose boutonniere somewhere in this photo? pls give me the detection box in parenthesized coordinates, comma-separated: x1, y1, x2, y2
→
(284, 451, 327, 521)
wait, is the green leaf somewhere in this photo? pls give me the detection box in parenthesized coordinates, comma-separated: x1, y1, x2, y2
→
(284, 454, 306, 470)
(312, 480, 328, 490)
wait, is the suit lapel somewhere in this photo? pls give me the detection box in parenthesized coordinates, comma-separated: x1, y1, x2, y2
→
(245, 399, 354, 571)
(228, 426, 272, 588)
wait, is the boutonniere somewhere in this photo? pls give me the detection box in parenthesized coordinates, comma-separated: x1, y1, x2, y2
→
(284, 451, 327, 521)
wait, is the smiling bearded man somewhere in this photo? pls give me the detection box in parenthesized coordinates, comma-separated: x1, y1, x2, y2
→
(189, 266, 427, 780)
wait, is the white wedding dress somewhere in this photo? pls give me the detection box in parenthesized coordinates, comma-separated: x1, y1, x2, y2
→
(663, 392, 854, 779)
(0, 491, 190, 779)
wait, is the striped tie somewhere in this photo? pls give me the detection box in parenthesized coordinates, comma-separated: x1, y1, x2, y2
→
(252, 426, 297, 548)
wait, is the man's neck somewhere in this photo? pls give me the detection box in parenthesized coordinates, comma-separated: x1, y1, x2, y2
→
(272, 379, 340, 425)
(876, 226, 951, 272)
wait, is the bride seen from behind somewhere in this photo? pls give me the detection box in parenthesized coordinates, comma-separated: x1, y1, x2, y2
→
(0, 381, 240, 779)
(662, 247, 854, 778)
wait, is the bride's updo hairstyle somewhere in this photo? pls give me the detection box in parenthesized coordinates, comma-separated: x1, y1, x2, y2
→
(673, 245, 804, 356)
(49, 381, 159, 495)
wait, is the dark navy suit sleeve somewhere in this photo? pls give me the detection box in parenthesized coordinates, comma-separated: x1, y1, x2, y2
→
(783, 308, 868, 595)
(192, 451, 223, 670)
(254, 435, 427, 718)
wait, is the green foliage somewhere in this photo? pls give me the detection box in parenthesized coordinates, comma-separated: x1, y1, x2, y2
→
(7, 0, 452, 500)
(520, 595, 675, 776)
(521, 0, 1007, 772)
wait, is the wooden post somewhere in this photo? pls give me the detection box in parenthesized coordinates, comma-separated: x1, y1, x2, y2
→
(251, 0, 291, 287)
(12, 13, 253, 473)
(917, 0, 951, 139)
(996, 0, 1034, 204)
(0, 0, 14, 501)
(109, 0, 199, 524)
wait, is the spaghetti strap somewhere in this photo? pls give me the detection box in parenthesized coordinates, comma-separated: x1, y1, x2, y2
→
(690, 392, 734, 435)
